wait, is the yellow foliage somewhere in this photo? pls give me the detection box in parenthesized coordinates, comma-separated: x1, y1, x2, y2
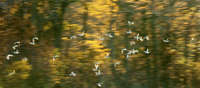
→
(10, 6, 18, 14)
(43, 22, 53, 31)
(24, 13, 31, 19)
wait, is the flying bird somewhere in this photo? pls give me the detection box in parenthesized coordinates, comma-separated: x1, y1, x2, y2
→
(6, 54, 13, 60)
(128, 21, 134, 25)
(30, 37, 39, 45)
(121, 48, 127, 54)
(12, 45, 19, 50)
(8, 70, 16, 76)
(135, 33, 140, 41)
(126, 30, 132, 34)
(144, 48, 150, 54)
(13, 50, 20, 54)
(163, 38, 169, 43)
(69, 72, 76, 77)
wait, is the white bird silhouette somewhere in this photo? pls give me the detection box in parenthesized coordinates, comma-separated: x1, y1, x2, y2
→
(30, 37, 39, 45)
(97, 82, 103, 87)
(139, 37, 144, 41)
(126, 54, 130, 59)
(78, 32, 85, 36)
(126, 30, 132, 34)
(135, 33, 140, 41)
(130, 41, 136, 45)
(163, 38, 169, 43)
(8, 70, 16, 76)
(95, 70, 101, 76)
(144, 48, 150, 54)
(93, 63, 99, 71)
(129, 49, 139, 54)
(99, 37, 104, 41)
(128, 21, 134, 25)
(114, 62, 120, 67)
(144, 36, 149, 40)
(105, 53, 110, 58)
(13, 50, 20, 54)
(6, 54, 13, 60)
(12, 45, 19, 50)
(69, 72, 76, 77)
(191, 38, 194, 41)
(121, 48, 127, 54)
(22, 57, 28, 61)
(105, 33, 113, 38)
(14, 41, 20, 45)
(70, 35, 77, 39)
(53, 55, 59, 61)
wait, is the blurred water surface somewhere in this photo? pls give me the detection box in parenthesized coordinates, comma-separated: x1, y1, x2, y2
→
(0, 0, 200, 88)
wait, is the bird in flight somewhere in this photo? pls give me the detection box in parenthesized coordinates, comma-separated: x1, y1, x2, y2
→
(69, 72, 76, 77)
(128, 21, 134, 25)
(13, 50, 20, 54)
(12, 45, 19, 50)
(30, 37, 39, 45)
(144, 48, 150, 54)
(121, 48, 127, 54)
(126, 30, 132, 34)
(8, 70, 16, 76)
(6, 54, 13, 60)
(93, 63, 99, 71)
(144, 36, 149, 40)
(163, 38, 169, 43)
(97, 82, 103, 87)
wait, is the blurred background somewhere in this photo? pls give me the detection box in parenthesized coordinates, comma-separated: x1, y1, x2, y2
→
(0, 0, 200, 88)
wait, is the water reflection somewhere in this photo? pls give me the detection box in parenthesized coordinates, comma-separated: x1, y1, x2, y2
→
(0, 0, 200, 88)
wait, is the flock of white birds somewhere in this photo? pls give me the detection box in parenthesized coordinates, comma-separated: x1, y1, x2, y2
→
(5, 20, 176, 87)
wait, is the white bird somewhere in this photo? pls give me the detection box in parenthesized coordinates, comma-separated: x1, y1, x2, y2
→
(105, 53, 110, 58)
(139, 37, 144, 41)
(130, 41, 136, 45)
(128, 21, 134, 25)
(191, 38, 194, 41)
(30, 37, 39, 45)
(78, 32, 85, 37)
(13, 50, 20, 54)
(129, 49, 139, 54)
(22, 57, 28, 61)
(163, 38, 169, 43)
(8, 70, 16, 76)
(114, 62, 120, 67)
(93, 63, 99, 71)
(97, 82, 103, 87)
(126, 54, 130, 59)
(95, 70, 101, 76)
(53, 55, 59, 61)
(70, 35, 77, 39)
(144, 48, 150, 54)
(121, 48, 127, 54)
(99, 37, 104, 41)
(144, 36, 149, 40)
(6, 54, 13, 60)
(135, 33, 140, 41)
(69, 72, 76, 77)
(126, 30, 132, 34)
(106, 33, 113, 38)
(14, 41, 20, 45)
(12, 45, 19, 50)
